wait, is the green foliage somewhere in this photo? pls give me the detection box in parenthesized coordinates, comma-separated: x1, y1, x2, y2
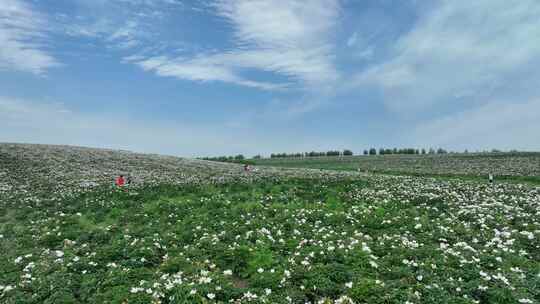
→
(1, 176, 538, 303)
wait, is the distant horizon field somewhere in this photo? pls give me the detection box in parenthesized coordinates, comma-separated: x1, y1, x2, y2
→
(251, 153, 540, 184)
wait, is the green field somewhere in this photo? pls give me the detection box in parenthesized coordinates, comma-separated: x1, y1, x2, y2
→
(1, 144, 539, 303)
(252, 153, 540, 184)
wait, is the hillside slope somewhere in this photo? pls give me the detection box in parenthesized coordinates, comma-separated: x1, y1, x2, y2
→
(0, 143, 358, 198)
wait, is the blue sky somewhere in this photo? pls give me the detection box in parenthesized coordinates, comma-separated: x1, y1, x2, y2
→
(1, 0, 539, 157)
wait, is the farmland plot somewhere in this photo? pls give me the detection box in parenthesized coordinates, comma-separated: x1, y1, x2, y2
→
(1, 144, 539, 303)
(253, 153, 540, 181)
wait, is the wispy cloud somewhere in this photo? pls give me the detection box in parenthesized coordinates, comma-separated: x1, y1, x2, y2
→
(131, 55, 286, 90)
(352, 0, 540, 113)
(106, 20, 142, 49)
(411, 98, 540, 151)
(0, 0, 59, 74)
(130, 0, 341, 90)
(61, 0, 182, 52)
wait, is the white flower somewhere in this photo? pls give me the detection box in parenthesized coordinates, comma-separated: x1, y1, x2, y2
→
(416, 275, 423, 281)
(207, 293, 215, 299)
(518, 299, 533, 304)
(414, 224, 422, 229)
(345, 282, 353, 288)
(223, 270, 233, 276)
(55, 250, 64, 258)
(257, 268, 264, 273)
(3, 285, 14, 292)
(130, 287, 143, 293)
(190, 289, 197, 295)
(520, 231, 534, 240)
(265, 288, 272, 295)
(199, 276, 212, 284)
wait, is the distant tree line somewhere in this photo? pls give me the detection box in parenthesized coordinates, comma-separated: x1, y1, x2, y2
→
(201, 148, 522, 162)
(270, 150, 354, 158)
(362, 148, 449, 155)
(199, 155, 254, 165)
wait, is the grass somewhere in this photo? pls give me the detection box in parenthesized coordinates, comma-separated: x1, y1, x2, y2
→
(1, 144, 539, 303)
(1, 177, 539, 303)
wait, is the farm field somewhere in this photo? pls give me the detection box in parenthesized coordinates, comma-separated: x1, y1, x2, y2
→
(1, 144, 539, 304)
(251, 153, 540, 184)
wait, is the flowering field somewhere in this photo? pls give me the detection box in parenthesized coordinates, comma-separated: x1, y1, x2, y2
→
(1, 144, 539, 303)
(253, 153, 540, 182)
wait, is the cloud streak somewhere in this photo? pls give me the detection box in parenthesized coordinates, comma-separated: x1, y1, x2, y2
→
(131, 0, 341, 90)
(0, 0, 59, 74)
(353, 0, 540, 113)
(132, 55, 286, 90)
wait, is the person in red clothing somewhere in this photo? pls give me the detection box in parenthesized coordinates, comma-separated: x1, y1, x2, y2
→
(115, 175, 125, 187)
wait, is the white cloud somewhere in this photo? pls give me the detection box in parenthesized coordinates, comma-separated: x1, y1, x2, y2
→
(106, 20, 142, 49)
(62, 0, 182, 51)
(411, 98, 540, 151)
(135, 55, 286, 90)
(0, 0, 59, 74)
(353, 0, 540, 113)
(108, 20, 138, 41)
(131, 0, 341, 90)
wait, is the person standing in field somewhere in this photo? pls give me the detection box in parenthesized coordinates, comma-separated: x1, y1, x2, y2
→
(115, 175, 125, 187)
(488, 174, 494, 184)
